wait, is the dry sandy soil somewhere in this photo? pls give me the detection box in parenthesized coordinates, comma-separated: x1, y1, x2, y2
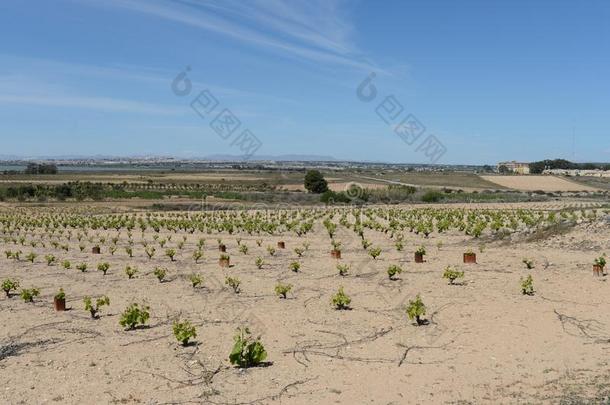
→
(1, 205, 610, 404)
(280, 181, 387, 192)
(481, 175, 600, 192)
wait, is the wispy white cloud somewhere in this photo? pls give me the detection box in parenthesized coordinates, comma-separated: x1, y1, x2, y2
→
(0, 72, 183, 115)
(0, 93, 184, 115)
(0, 53, 300, 104)
(84, 0, 382, 73)
(181, 0, 356, 55)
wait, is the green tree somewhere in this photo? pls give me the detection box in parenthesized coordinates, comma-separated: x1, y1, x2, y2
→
(304, 170, 328, 194)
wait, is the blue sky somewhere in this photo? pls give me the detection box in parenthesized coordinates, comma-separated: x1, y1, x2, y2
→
(0, 0, 609, 164)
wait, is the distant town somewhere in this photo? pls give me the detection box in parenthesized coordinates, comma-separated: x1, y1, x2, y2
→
(0, 156, 493, 174)
(1, 156, 609, 177)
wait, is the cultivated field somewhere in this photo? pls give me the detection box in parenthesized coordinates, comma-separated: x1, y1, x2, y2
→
(1, 204, 609, 404)
(481, 175, 601, 192)
(0, 168, 509, 192)
(569, 175, 610, 191)
(364, 171, 507, 191)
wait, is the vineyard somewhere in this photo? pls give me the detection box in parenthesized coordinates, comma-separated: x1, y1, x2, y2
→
(1, 204, 610, 403)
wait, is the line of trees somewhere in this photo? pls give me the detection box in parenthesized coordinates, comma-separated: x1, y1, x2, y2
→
(0, 182, 104, 201)
(0, 181, 266, 202)
(529, 159, 610, 174)
(24, 163, 58, 174)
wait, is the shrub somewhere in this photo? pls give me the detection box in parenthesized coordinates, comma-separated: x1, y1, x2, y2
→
(20, 288, 40, 303)
(320, 190, 351, 204)
(369, 247, 382, 260)
(2, 278, 19, 297)
(76, 263, 88, 272)
(331, 240, 342, 252)
(125, 265, 138, 279)
(421, 190, 443, 203)
(289, 261, 301, 272)
(255, 256, 264, 269)
(406, 294, 426, 325)
(331, 286, 351, 310)
(189, 273, 203, 288)
(274, 282, 292, 299)
(395, 240, 404, 251)
(192, 249, 203, 263)
(294, 247, 304, 257)
(521, 275, 535, 295)
(84, 295, 110, 318)
(416, 246, 426, 256)
(97, 262, 111, 275)
(125, 246, 133, 257)
(119, 303, 150, 330)
(442, 266, 464, 284)
(165, 248, 176, 261)
(522, 258, 534, 269)
(239, 244, 249, 255)
(267, 246, 276, 256)
(173, 320, 197, 346)
(153, 267, 167, 282)
(46, 254, 57, 266)
(255, 239, 263, 247)
(362, 239, 372, 250)
(594, 254, 607, 269)
(337, 263, 350, 276)
(26, 252, 37, 263)
(225, 276, 241, 293)
(145, 246, 156, 259)
(62, 260, 71, 269)
(387, 264, 403, 280)
(229, 327, 267, 368)
(54, 288, 65, 301)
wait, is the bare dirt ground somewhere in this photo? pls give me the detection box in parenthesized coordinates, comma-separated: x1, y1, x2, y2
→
(362, 172, 507, 191)
(280, 181, 387, 192)
(1, 205, 610, 404)
(481, 175, 601, 192)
